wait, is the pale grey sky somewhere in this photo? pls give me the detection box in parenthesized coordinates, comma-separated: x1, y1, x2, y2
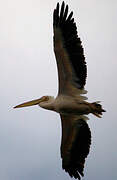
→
(0, 0, 117, 180)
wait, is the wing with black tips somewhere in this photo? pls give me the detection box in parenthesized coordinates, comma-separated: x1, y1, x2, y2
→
(53, 2, 87, 96)
(60, 115, 91, 179)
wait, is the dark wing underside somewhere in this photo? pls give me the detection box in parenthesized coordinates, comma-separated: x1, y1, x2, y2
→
(53, 2, 87, 95)
(60, 115, 91, 179)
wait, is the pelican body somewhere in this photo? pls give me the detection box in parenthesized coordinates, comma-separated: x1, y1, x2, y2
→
(14, 2, 105, 180)
(15, 95, 104, 117)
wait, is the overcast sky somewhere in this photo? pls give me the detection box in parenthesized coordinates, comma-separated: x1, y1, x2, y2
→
(0, 0, 117, 180)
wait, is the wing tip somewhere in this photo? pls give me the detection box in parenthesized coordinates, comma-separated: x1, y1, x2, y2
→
(53, 1, 73, 27)
(63, 165, 83, 180)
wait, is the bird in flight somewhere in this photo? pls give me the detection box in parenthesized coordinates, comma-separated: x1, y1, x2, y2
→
(14, 1, 105, 179)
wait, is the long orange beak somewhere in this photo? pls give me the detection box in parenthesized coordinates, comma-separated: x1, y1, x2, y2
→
(14, 98, 43, 108)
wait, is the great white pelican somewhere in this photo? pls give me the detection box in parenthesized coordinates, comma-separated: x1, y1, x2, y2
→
(14, 2, 105, 179)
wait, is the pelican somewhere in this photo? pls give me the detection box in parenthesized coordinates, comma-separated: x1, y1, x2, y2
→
(14, 1, 105, 179)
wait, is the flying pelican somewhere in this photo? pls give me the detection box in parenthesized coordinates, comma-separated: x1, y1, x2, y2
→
(14, 1, 105, 179)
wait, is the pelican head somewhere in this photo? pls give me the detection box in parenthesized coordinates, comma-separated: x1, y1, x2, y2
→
(14, 96, 53, 109)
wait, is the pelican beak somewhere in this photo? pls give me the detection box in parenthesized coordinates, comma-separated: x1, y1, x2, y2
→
(14, 98, 43, 108)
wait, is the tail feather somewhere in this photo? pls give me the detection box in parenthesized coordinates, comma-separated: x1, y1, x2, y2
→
(92, 102, 106, 118)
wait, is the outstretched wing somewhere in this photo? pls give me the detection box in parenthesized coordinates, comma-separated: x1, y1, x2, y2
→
(53, 2, 87, 96)
(60, 115, 91, 179)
